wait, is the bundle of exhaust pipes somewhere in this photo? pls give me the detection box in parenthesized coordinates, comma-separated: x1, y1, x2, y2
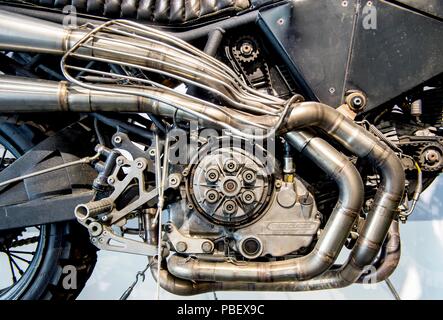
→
(0, 9, 404, 295)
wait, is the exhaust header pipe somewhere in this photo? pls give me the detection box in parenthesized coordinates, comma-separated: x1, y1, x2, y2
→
(0, 9, 405, 293)
(0, 10, 84, 54)
(0, 75, 405, 288)
(169, 130, 364, 282)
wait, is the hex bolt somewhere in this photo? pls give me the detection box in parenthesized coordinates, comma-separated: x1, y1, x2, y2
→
(164, 224, 173, 233)
(168, 174, 181, 188)
(136, 160, 144, 169)
(425, 149, 440, 164)
(201, 241, 213, 253)
(113, 136, 122, 144)
(205, 189, 219, 204)
(176, 241, 187, 253)
(148, 148, 156, 157)
(205, 168, 220, 183)
(223, 200, 237, 215)
(88, 221, 103, 237)
(240, 41, 254, 56)
(346, 91, 367, 111)
(107, 177, 115, 185)
(116, 157, 124, 165)
(224, 159, 238, 173)
(242, 169, 256, 184)
(223, 179, 238, 192)
(241, 190, 255, 205)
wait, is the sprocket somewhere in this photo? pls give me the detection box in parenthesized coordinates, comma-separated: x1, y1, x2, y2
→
(416, 142, 443, 172)
(232, 35, 260, 64)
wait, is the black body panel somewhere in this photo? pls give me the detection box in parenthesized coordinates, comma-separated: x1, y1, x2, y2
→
(258, 1, 356, 106)
(390, 0, 443, 20)
(259, 0, 443, 110)
(346, 0, 443, 110)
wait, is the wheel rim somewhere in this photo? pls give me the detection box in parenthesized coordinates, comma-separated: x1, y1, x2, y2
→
(0, 136, 47, 300)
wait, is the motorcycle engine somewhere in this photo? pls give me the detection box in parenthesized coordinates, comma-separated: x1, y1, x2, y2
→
(167, 136, 321, 260)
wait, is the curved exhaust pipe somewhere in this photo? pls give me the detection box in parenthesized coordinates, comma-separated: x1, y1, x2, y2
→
(151, 133, 401, 294)
(0, 75, 405, 288)
(356, 220, 401, 284)
(168, 130, 364, 282)
(167, 105, 405, 285)
(0, 9, 405, 292)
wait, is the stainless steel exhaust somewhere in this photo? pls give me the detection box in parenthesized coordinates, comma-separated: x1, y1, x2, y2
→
(0, 9, 284, 116)
(168, 130, 364, 282)
(356, 220, 401, 284)
(0, 10, 84, 54)
(151, 132, 401, 294)
(167, 119, 404, 284)
(0, 8, 405, 292)
(0, 75, 259, 131)
(0, 75, 404, 286)
(167, 105, 405, 285)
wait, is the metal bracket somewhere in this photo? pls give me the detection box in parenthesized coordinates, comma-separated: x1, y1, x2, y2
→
(91, 225, 158, 256)
(102, 155, 158, 224)
(166, 223, 214, 254)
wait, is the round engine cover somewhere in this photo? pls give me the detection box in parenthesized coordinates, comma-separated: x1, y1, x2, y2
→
(186, 137, 274, 228)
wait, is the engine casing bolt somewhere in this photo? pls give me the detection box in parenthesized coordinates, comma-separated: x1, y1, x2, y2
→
(205, 189, 219, 204)
(176, 241, 187, 253)
(241, 190, 255, 204)
(242, 169, 256, 184)
(205, 168, 220, 183)
(201, 241, 213, 253)
(223, 200, 237, 215)
(136, 160, 144, 169)
(224, 159, 238, 173)
(113, 136, 122, 144)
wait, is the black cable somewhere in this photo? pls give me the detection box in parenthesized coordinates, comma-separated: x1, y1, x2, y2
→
(93, 117, 105, 145)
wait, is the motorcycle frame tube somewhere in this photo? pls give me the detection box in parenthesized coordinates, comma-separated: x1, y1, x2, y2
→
(0, 6, 259, 42)
(0, 9, 258, 52)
